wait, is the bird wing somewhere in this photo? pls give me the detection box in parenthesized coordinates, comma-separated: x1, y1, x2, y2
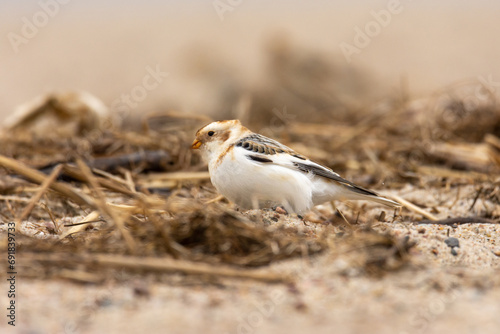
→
(235, 133, 307, 159)
(235, 133, 378, 197)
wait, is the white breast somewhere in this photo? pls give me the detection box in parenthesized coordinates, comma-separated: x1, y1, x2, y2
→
(209, 146, 314, 213)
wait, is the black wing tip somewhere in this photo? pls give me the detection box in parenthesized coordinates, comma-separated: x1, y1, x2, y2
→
(344, 184, 378, 197)
(247, 155, 273, 163)
(293, 161, 381, 197)
(292, 154, 306, 160)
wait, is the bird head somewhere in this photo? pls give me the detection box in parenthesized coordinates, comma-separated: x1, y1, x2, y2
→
(192, 119, 248, 162)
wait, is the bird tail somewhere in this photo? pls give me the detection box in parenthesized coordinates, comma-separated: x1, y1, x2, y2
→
(340, 184, 401, 208)
(359, 194, 401, 208)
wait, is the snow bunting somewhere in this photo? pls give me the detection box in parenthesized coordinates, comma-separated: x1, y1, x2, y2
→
(192, 119, 400, 213)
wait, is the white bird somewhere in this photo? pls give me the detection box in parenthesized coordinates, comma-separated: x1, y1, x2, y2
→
(192, 119, 400, 214)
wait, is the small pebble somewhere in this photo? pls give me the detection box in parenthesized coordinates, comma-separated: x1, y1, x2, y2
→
(444, 237, 460, 248)
(444, 237, 460, 256)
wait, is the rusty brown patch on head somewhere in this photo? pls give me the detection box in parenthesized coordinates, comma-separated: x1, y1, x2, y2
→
(215, 144, 235, 167)
(218, 119, 240, 125)
(219, 129, 231, 143)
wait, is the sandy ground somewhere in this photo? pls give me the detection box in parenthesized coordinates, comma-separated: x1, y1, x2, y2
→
(13, 254, 500, 334)
(3, 184, 500, 334)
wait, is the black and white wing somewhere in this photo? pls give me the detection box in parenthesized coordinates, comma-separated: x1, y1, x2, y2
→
(234, 133, 399, 207)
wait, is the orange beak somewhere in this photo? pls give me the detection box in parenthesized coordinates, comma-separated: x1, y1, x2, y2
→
(191, 139, 202, 149)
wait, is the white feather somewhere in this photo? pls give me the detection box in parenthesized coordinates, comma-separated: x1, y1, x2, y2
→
(210, 146, 313, 213)
(194, 120, 400, 213)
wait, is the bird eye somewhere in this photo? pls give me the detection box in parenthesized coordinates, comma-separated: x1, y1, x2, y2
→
(208, 131, 215, 136)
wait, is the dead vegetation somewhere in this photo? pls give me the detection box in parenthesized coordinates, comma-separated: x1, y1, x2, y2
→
(1, 42, 499, 289)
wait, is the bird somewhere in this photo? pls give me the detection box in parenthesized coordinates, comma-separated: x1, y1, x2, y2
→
(192, 119, 400, 214)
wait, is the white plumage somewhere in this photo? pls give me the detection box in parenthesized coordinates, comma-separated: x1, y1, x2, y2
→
(192, 119, 400, 214)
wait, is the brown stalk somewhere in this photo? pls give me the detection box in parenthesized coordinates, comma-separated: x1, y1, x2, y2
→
(15, 164, 64, 224)
(22, 252, 290, 283)
(76, 159, 137, 254)
(0, 154, 94, 207)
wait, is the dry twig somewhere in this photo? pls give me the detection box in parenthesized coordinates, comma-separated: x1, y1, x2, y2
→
(76, 159, 137, 254)
(22, 252, 290, 283)
(15, 164, 64, 224)
(416, 217, 498, 225)
(0, 154, 94, 207)
(385, 194, 438, 221)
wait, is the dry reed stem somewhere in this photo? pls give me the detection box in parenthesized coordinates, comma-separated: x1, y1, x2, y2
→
(331, 201, 352, 226)
(0, 154, 94, 207)
(76, 159, 137, 254)
(204, 194, 226, 204)
(485, 133, 500, 151)
(427, 142, 493, 172)
(417, 217, 498, 225)
(22, 252, 290, 283)
(15, 164, 64, 225)
(141, 171, 210, 181)
(59, 210, 101, 239)
(0, 195, 31, 202)
(417, 165, 490, 181)
(385, 194, 439, 221)
(485, 133, 500, 166)
(62, 164, 137, 197)
(57, 269, 104, 284)
(92, 168, 131, 187)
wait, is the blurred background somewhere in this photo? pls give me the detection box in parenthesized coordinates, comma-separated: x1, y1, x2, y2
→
(2, 0, 500, 123)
